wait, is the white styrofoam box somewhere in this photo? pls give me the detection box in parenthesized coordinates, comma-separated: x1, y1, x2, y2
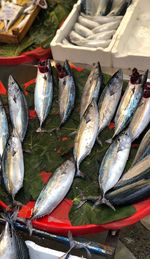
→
(26, 240, 85, 259)
(112, 0, 150, 71)
(50, 0, 133, 67)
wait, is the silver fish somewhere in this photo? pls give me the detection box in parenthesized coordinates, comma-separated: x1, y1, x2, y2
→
(31, 160, 75, 220)
(99, 130, 132, 207)
(0, 97, 9, 163)
(129, 97, 150, 141)
(8, 75, 28, 141)
(98, 69, 123, 134)
(80, 62, 103, 119)
(117, 155, 150, 188)
(81, 13, 123, 24)
(113, 70, 148, 138)
(74, 100, 99, 176)
(132, 129, 150, 166)
(2, 133, 24, 200)
(0, 218, 30, 259)
(94, 0, 113, 16)
(74, 22, 93, 37)
(69, 30, 85, 44)
(62, 38, 74, 46)
(108, 0, 132, 16)
(74, 39, 111, 48)
(78, 15, 99, 29)
(92, 20, 121, 34)
(34, 59, 53, 132)
(86, 30, 115, 41)
(58, 60, 76, 126)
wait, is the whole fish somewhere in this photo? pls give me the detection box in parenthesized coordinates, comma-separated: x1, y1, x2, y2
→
(113, 69, 148, 138)
(128, 96, 150, 141)
(62, 38, 74, 46)
(74, 22, 93, 37)
(2, 133, 24, 200)
(74, 39, 111, 48)
(86, 30, 115, 41)
(98, 130, 132, 208)
(108, 0, 132, 16)
(57, 61, 76, 126)
(81, 13, 123, 24)
(74, 100, 99, 176)
(98, 69, 123, 134)
(0, 217, 30, 258)
(92, 20, 121, 34)
(78, 15, 99, 29)
(30, 160, 75, 220)
(132, 129, 150, 166)
(94, 0, 113, 16)
(34, 59, 53, 132)
(69, 30, 85, 44)
(107, 178, 150, 206)
(0, 97, 9, 165)
(8, 75, 28, 141)
(80, 62, 103, 119)
(116, 155, 150, 188)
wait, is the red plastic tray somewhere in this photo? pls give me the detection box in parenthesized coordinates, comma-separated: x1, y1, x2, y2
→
(0, 75, 150, 236)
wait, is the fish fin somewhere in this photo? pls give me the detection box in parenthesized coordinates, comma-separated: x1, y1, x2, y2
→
(68, 131, 77, 137)
(96, 136, 103, 146)
(85, 115, 91, 124)
(105, 138, 113, 144)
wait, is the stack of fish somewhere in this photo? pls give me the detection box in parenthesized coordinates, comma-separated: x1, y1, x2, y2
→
(62, 0, 132, 48)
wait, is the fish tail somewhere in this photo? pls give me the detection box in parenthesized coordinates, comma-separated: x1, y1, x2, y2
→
(96, 136, 103, 146)
(26, 218, 33, 236)
(101, 197, 116, 211)
(74, 161, 85, 178)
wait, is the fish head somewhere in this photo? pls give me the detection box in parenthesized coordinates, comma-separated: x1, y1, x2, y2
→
(8, 75, 21, 102)
(117, 129, 132, 149)
(109, 69, 123, 95)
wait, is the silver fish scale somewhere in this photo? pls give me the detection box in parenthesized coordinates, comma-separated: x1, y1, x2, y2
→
(99, 131, 131, 195)
(8, 75, 28, 142)
(31, 160, 75, 220)
(2, 134, 24, 198)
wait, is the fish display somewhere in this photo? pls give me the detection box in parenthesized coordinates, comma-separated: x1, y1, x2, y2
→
(30, 160, 75, 220)
(57, 60, 76, 127)
(128, 95, 150, 141)
(2, 132, 24, 200)
(98, 130, 132, 208)
(8, 75, 28, 141)
(132, 129, 150, 166)
(113, 69, 148, 138)
(34, 59, 53, 132)
(0, 215, 30, 258)
(74, 100, 99, 176)
(98, 69, 123, 135)
(0, 97, 9, 167)
(80, 62, 103, 119)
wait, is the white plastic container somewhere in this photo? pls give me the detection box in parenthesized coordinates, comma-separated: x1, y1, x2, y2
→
(50, 0, 133, 67)
(26, 240, 85, 259)
(112, 0, 150, 71)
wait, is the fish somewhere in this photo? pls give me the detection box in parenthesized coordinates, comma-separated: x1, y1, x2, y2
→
(106, 178, 150, 206)
(94, 0, 113, 16)
(116, 155, 150, 189)
(128, 96, 150, 141)
(98, 69, 123, 135)
(74, 39, 111, 48)
(8, 75, 28, 142)
(81, 13, 123, 24)
(108, 0, 132, 16)
(0, 97, 9, 166)
(2, 132, 24, 200)
(132, 129, 150, 166)
(34, 59, 53, 132)
(92, 20, 121, 34)
(78, 15, 99, 29)
(98, 130, 132, 208)
(69, 30, 85, 44)
(30, 160, 75, 220)
(80, 62, 103, 119)
(74, 22, 93, 37)
(74, 100, 99, 177)
(62, 38, 74, 46)
(86, 30, 115, 41)
(113, 69, 148, 138)
(0, 214, 30, 258)
(57, 60, 76, 126)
